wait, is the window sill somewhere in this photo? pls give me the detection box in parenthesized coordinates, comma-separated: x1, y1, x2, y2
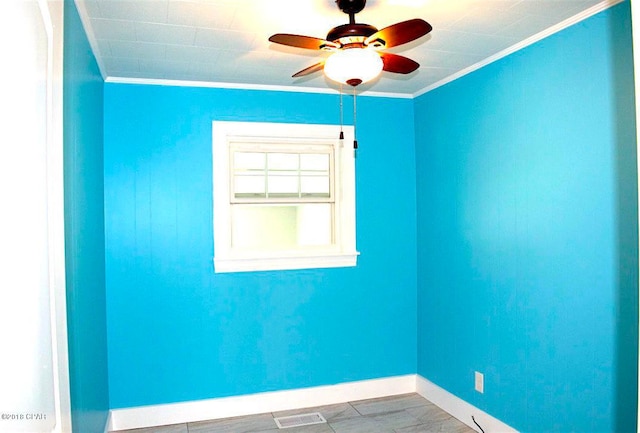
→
(213, 251, 359, 273)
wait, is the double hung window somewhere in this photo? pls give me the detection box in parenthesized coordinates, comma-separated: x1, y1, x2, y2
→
(213, 122, 358, 272)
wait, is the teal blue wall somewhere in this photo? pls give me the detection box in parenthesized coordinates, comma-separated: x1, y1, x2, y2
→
(103, 85, 418, 408)
(73, 2, 639, 430)
(63, 1, 109, 431)
(414, 3, 638, 433)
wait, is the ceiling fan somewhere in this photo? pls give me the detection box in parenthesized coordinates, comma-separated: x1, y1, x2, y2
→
(268, 0, 432, 87)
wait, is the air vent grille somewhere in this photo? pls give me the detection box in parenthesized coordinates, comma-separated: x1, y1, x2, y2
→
(273, 412, 327, 429)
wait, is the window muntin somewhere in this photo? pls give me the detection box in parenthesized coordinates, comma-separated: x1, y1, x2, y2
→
(230, 144, 333, 202)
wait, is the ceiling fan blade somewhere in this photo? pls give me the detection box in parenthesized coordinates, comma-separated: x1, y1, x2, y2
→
(365, 18, 432, 48)
(380, 53, 420, 74)
(269, 33, 338, 50)
(292, 62, 325, 78)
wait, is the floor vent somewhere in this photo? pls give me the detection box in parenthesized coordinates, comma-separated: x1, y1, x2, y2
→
(273, 412, 327, 429)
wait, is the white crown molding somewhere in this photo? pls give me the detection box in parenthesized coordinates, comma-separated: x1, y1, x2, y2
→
(105, 76, 336, 94)
(104, 76, 414, 99)
(413, 0, 624, 97)
(109, 375, 416, 431)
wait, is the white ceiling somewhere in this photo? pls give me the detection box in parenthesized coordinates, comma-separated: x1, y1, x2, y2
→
(76, 0, 619, 96)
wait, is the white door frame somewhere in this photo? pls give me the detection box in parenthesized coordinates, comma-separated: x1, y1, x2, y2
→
(43, 0, 72, 431)
(0, 1, 71, 432)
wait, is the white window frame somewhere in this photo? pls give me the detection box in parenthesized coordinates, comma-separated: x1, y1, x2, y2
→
(213, 121, 358, 273)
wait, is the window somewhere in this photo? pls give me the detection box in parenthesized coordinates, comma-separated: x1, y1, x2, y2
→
(213, 121, 358, 273)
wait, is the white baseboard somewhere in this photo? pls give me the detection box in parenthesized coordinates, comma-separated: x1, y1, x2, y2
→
(415, 375, 518, 433)
(109, 374, 518, 432)
(109, 374, 416, 431)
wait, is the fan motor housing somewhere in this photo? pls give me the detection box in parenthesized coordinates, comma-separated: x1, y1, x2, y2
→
(326, 23, 378, 43)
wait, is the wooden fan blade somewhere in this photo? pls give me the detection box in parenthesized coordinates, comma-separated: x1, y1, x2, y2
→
(380, 53, 420, 74)
(269, 33, 338, 50)
(292, 62, 325, 78)
(365, 18, 432, 48)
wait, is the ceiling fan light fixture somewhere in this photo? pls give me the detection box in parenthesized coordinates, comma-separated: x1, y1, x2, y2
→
(324, 47, 383, 87)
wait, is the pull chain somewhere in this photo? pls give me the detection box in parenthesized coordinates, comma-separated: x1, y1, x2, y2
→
(339, 83, 344, 141)
(353, 86, 358, 150)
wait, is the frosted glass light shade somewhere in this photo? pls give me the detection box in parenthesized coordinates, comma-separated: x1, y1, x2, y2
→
(324, 48, 383, 86)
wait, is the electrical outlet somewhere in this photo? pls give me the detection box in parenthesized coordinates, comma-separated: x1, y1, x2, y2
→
(474, 371, 484, 393)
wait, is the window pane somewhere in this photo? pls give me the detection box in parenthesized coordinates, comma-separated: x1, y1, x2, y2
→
(234, 175, 265, 198)
(301, 176, 330, 196)
(296, 203, 332, 246)
(232, 205, 298, 250)
(234, 152, 265, 170)
(231, 203, 332, 250)
(268, 174, 298, 196)
(268, 153, 298, 171)
(300, 153, 329, 171)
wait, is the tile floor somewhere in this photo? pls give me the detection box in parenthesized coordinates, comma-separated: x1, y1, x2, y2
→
(113, 393, 477, 433)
